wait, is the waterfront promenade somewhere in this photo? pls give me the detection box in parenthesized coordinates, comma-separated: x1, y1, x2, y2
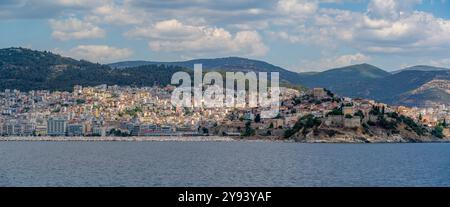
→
(0, 136, 235, 142)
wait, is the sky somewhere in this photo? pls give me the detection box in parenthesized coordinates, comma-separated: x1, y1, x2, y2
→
(1, 0, 450, 72)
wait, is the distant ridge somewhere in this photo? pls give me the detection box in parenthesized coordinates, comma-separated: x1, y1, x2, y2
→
(392, 65, 450, 74)
(109, 57, 302, 84)
(108, 60, 157, 69)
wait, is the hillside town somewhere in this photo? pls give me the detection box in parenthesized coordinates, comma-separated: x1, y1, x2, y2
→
(0, 85, 449, 141)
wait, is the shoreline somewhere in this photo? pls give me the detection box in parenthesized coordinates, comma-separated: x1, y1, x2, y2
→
(0, 136, 448, 143)
(0, 136, 235, 142)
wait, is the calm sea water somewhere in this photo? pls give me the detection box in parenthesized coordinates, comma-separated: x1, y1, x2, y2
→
(0, 141, 449, 187)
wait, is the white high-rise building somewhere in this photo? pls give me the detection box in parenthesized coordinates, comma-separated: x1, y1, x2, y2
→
(47, 117, 67, 136)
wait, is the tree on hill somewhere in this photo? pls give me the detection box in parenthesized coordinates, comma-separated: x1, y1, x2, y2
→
(432, 125, 444, 138)
(370, 106, 382, 116)
(254, 114, 261, 123)
(242, 121, 256, 137)
(354, 110, 365, 120)
(324, 88, 335, 97)
(327, 107, 343, 116)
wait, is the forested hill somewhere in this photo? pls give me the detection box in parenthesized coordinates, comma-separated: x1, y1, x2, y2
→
(0, 47, 189, 91)
(108, 57, 302, 84)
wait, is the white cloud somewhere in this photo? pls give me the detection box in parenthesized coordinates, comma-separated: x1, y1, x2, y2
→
(367, 0, 422, 20)
(298, 53, 371, 72)
(429, 58, 450, 68)
(272, 0, 450, 59)
(127, 19, 268, 57)
(86, 3, 143, 25)
(277, 0, 318, 17)
(56, 0, 100, 7)
(57, 45, 133, 63)
(333, 53, 371, 66)
(352, 11, 450, 54)
(0, 0, 99, 18)
(49, 18, 105, 41)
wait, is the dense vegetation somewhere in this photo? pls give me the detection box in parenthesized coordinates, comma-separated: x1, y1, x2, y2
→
(284, 114, 322, 138)
(242, 121, 256, 137)
(431, 120, 448, 138)
(368, 110, 429, 136)
(326, 108, 344, 116)
(397, 115, 428, 136)
(109, 57, 303, 85)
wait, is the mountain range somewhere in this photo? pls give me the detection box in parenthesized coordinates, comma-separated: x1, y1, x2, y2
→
(391, 65, 450, 74)
(295, 64, 449, 106)
(1, 47, 448, 107)
(108, 57, 301, 84)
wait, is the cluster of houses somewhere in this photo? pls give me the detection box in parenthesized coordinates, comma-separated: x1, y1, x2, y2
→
(1, 85, 448, 138)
